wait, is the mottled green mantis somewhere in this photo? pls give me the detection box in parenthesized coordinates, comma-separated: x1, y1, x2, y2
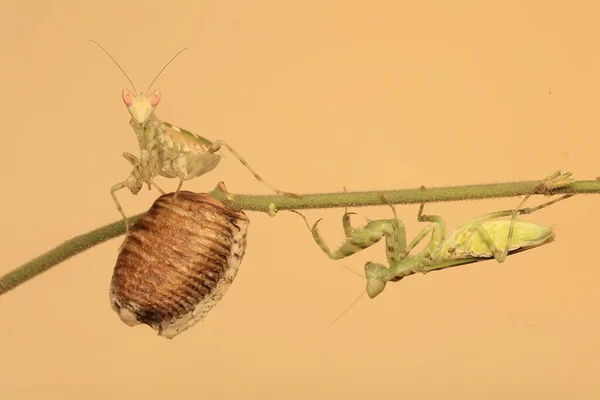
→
(92, 41, 297, 237)
(299, 172, 574, 298)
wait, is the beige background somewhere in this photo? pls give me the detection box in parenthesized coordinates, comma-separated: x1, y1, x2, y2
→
(1, 1, 599, 398)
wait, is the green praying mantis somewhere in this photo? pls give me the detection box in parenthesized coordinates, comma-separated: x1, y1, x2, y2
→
(298, 172, 575, 299)
(92, 41, 297, 238)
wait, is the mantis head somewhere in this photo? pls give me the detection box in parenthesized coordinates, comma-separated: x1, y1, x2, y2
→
(364, 262, 389, 298)
(122, 88, 161, 125)
(91, 40, 187, 125)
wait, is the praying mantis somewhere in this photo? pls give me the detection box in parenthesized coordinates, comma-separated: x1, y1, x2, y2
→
(298, 172, 575, 298)
(92, 41, 297, 238)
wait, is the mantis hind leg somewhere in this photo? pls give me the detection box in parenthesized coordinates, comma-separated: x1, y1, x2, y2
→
(468, 171, 575, 225)
(170, 153, 188, 200)
(469, 193, 573, 263)
(209, 140, 300, 198)
(469, 195, 532, 263)
(172, 176, 185, 199)
(461, 171, 575, 263)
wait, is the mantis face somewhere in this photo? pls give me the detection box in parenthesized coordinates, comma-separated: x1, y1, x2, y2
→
(364, 262, 390, 298)
(122, 87, 161, 125)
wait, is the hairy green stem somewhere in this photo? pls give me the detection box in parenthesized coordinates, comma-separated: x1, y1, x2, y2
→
(1, 177, 598, 296)
(212, 178, 599, 212)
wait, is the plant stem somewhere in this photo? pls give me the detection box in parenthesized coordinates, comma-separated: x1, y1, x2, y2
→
(0, 216, 138, 296)
(211, 178, 599, 212)
(1, 177, 598, 296)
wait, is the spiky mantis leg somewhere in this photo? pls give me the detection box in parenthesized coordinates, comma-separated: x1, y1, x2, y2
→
(340, 187, 358, 237)
(292, 196, 412, 289)
(342, 211, 359, 237)
(360, 201, 438, 297)
(308, 209, 407, 263)
(207, 140, 300, 198)
(122, 151, 165, 194)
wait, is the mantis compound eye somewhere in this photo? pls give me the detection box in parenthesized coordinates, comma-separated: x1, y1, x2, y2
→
(109, 191, 249, 339)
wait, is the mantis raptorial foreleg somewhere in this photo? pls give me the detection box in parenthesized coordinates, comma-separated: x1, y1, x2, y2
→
(342, 211, 359, 237)
(112, 150, 166, 237)
(341, 187, 358, 237)
(294, 195, 409, 269)
(122, 151, 139, 166)
(309, 214, 405, 262)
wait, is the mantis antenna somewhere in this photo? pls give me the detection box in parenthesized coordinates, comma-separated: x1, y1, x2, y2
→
(91, 40, 137, 94)
(328, 290, 366, 327)
(146, 47, 189, 94)
(91, 39, 189, 94)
